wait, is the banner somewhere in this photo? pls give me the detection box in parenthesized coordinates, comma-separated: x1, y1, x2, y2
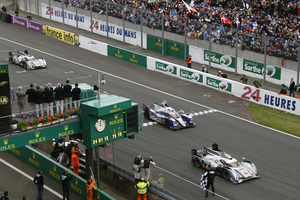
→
(40, 4, 142, 46)
(0, 64, 11, 135)
(107, 45, 147, 68)
(243, 59, 281, 80)
(0, 121, 81, 152)
(204, 50, 235, 69)
(43, 25, 79, 45)
(79, 36, 108, 56)
(206, 77, 232, 92)
(179, 68, 203, 83)
(155, 61, 177, 75)
(11, 15, 43, 33)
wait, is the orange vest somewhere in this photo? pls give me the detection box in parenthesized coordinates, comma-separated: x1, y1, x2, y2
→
(71, 154, 79, 168)
(187, 56, 192, 63)
(71, 147, 82, 156)
(86, 182, 93, 195)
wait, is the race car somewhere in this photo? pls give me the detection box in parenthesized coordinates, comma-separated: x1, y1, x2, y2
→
(142, 100, 195, 130)
(8, 50, 47, 69)
(191, 144, 260, 184)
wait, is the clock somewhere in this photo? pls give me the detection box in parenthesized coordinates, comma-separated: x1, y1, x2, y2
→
(95, 119, 106, 132)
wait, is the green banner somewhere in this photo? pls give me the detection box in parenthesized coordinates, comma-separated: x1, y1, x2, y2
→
(204, 50, 235, 69)
(0, 64, 8, 74)
(243, 59, 281, 80)
(179, 69, 203, 83)
(0, 120, 81, 152)
(146, 35, 189, 59)
(9, 146, 114, 200)
(107, 45, 147, 68)
(155, 61, 177, 75)
(206, 77, 232, 92)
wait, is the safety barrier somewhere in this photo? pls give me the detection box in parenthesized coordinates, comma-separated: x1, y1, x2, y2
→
(8, 145, 114, 200)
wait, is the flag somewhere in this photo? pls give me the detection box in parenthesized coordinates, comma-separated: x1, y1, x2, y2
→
(182, 0, 197, 13)
(148, 0, 156, 3)
(220, 14, 232, 26)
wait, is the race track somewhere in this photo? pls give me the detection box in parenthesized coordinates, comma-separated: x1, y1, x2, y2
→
(0, 21, 299, 200)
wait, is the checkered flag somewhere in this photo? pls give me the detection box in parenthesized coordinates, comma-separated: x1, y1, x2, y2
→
(200, 172, 208, 190)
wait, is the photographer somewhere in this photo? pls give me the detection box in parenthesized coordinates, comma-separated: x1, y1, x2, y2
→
(143, 156, 156, 182)
(61, 170, 73, 200)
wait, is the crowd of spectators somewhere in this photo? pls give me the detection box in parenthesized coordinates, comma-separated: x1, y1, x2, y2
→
(55, 0, 300, 62)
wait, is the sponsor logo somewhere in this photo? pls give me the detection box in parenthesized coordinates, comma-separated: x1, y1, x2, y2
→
(109, 113, 123, 126)
(0, 139, 15, 151)
(10, 148, 20, 156)
(71, 178, 83, 194)
(49, 165, 60, 180)
(264, 65, 276, 76)
(0, 81, 8, 86)
(29, 132, 46, 145)
(88, 41, 97, 44)
(220, 55, 232, 67)
(130, 54, 138, 64)
(155, 38, 162, 47)
(155, 61, 177, 75)
(45, 26, 75, 45)
(58, 125, 75, 137)
(170, 43, 179, 51)
(180, 69, 203, 83)
(29, 152, 39, 167)
(115, 50, 123, 59)
(206, 77, 232, 92)
(0, 96, 9, 105)
(110, 104, 121, 113)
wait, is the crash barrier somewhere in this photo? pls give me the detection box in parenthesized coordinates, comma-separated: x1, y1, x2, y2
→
(147, 35, 189, 59)
(8, 145, 114, 200)
(42, 25, 79, 46)
(147, 56, 300, 115)
(189, 46, 297, 86)
(107, 45, 147, 68)
(0, 11, 11, 23)
(17, 0, 299, 86)
(78, 36, 300, 116)
(10, 15, 43, 33)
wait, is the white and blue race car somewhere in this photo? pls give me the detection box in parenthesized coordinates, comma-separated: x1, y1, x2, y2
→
(142, 100, 195, 130)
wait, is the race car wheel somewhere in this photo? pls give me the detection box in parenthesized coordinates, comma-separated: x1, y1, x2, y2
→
(223, 170, 230, 181)
(144, 110, 150, 119)
(194, 158, 202, 168)
(165, 120, 170, 129)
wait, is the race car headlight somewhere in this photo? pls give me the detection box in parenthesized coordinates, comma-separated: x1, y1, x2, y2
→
(172, 121, 177, 126)
(189, 118, 193, 123)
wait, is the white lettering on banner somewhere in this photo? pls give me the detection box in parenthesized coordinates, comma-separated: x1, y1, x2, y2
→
(41, 4, 140, 45)
(244, 64, 262, 73)
(204, 54, 219, 63)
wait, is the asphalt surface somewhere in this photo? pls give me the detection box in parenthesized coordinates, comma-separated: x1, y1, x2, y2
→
(0, 9, 300, 200)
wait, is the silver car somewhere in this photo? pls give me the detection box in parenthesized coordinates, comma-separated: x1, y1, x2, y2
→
(9, 50, 47, 70)
(191, 144, 260, 184)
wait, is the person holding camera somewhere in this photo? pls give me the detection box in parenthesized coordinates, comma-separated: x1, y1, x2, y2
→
(143, 156, 156, 182)
(133, 155, 144, 182)
(61, 170, 73, 200)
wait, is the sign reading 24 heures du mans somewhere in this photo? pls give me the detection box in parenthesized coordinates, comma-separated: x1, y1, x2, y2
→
(0, 121, 81, 152)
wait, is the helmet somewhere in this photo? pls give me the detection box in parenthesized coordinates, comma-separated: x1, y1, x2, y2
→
(148, 156, 153, 160)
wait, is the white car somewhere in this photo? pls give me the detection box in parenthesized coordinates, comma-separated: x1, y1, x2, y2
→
(9, 50, 47, 70)
(191, 144, 260, 184)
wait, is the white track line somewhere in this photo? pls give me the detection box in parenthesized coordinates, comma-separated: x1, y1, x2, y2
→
(0, 158, 63, 199)
(1, 37, 299, 139)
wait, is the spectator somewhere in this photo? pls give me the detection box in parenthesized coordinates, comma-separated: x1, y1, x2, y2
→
(15, 86, 26, 118)
(72, 83, 81, 110)
(133, 155, 144, 182)
(34, 86, 43, 118)
(0, 191, 9, 200)
(61, 171, 73, 200)
(54, 83, 64, 114)
(59, 141, 75, 167)
(33, 170, 44, 200)
(201, 65, 208, 73)
(253, 79, 261, 88)
(240, 74, 248, 84)
(25, 83, 36, 116)
(50, 137, 65, 160)
(64, 80, 72, 111)
(22, 196, 27, 200)
(218, 71, 227, 78)
(289, 78, 295, 97)
(43, 85, 54, 116)
(279, 85, 287, 95)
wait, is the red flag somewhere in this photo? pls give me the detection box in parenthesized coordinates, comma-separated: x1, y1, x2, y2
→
(220, 14, 232, 26)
